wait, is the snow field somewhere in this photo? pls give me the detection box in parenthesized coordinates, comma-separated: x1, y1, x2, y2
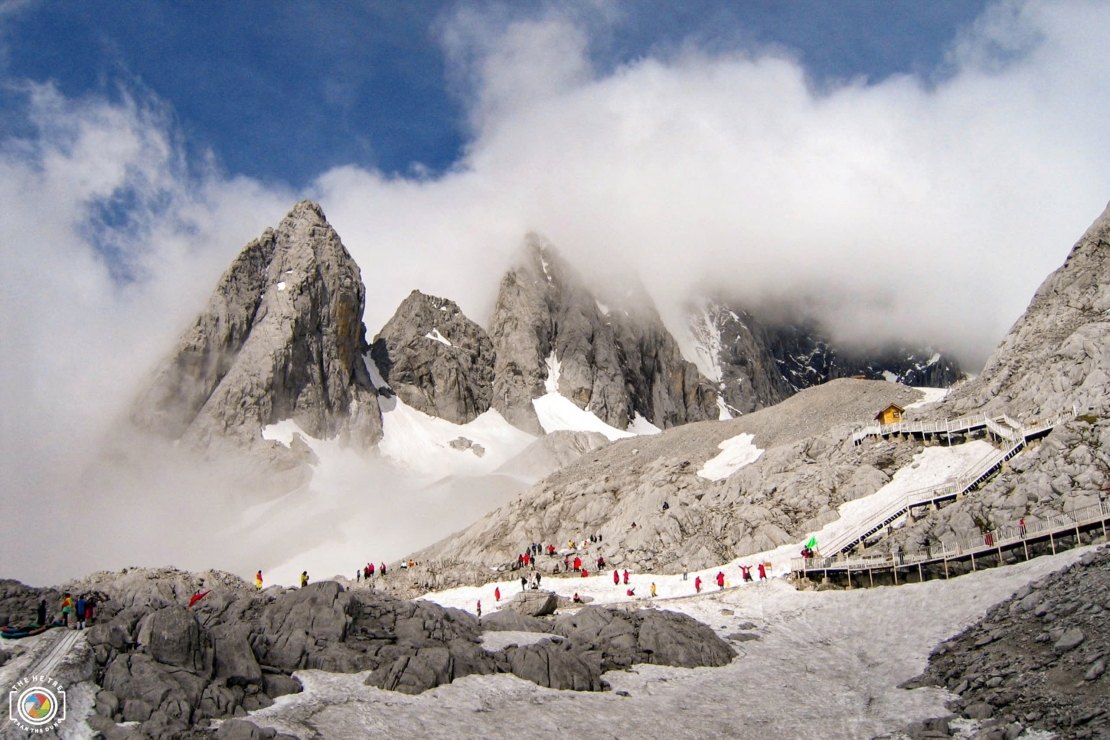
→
(249, 547, 1094, 740)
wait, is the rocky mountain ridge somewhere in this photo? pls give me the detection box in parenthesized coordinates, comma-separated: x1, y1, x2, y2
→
(132, 201, 382, 456)
(689, 299, 964, 416)
(411, 200, 1110, 582)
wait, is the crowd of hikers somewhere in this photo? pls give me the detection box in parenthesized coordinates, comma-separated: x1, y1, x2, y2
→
(466, 534, 777, 615)
(55, 592, 96, 629)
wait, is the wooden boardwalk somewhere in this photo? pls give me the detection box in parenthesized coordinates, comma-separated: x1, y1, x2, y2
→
(793, 500, 1109, 587)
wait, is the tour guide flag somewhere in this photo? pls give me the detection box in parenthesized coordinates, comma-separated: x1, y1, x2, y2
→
(805, 536, 817, 549)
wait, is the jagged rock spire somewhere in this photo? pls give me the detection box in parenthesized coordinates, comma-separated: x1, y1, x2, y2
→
(132, 200, 382, 453)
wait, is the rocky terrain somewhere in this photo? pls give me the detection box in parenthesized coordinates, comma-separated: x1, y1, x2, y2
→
(413, 379, 930, 575)
(490, 235, 719, 434)
(688, 299, 963, 416)
(896, 545, 1109, 740)
(0, 568, 733, 740)
(370, 290, 495, 425)
(878, 201, 1110, 560)
(403, 201, 1110, 581)
(132, 201, 382, 457)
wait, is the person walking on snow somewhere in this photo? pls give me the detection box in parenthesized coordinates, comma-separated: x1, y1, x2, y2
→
(682, 564, 688, 581)
(623, 569, 629, 585)
(740, 565, 753, 582)
(757, 563, 766, 580)
(255, 571, 263, 591)
(716, 571, 725, 589)
(301, 571, 309, 588)
(613, 569, 620, 585)
(495, 586, 501, 602)
(476, 600, 482, 617)
(694, 576, 702, 594)
(650, 582, 657, 598)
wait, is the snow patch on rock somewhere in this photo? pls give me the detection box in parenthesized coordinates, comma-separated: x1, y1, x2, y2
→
(424, 328, 452, 346)
(377, 396, 536, 476)
(532, 393, 635, 441)
(697, 433, 763, 480)
(626, 413, 662, 435)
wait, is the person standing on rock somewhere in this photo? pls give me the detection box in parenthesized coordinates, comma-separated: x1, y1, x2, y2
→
(614, 569, 620, 586)
(76, 595, 88, 629)
(356, 569, 361, 583)
(301, 571, 309, 587)
(757, 563, 767, 580)
(716, 571, 725, 589)
(682, 564, 688, 581)
(694, 576, 702, 594)
(60, 593, 73, 627)
(380, 563, 387, 577)
(536, 573, 542, 588)
(476, 600, 482, 617)
(255, 571, 263, 591)
(521, 575, 527, 591)
(37, 599, 47, 627)
(573, 556, 582, 572)
(494, 586, 501, 602)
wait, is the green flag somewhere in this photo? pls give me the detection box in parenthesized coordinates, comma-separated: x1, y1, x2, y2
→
(805, 536, 817, 549)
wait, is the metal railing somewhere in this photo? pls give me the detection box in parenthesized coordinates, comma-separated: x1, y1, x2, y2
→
(817, 440, 1022, 557)
(850, 408, 1075, 446)
(793, 499, 1108, 574)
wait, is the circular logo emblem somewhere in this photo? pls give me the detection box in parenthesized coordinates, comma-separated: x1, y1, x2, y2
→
(16, 685, 60, 726)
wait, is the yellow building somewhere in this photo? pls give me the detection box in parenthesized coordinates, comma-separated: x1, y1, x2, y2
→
(876, 403, 905, 425)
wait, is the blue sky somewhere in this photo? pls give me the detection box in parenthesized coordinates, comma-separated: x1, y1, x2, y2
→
(2, 1, 989, 187)
(5, 0, 1110, 583)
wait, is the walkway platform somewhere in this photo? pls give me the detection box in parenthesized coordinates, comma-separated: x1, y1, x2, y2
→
(793, 500, 1109, 586)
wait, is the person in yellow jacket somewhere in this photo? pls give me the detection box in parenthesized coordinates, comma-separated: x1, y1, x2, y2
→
(60, 593, 74, 627)
(255, 571, 263, 591)
(300, 571, 309, 588)
(650, 582, 657, 598)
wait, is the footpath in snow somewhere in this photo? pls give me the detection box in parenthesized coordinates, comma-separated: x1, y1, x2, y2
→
(421, 439, 999, 615)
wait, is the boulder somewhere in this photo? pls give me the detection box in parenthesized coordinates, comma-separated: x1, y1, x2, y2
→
(261, 674, 303, 698)
(646, 609, 734, 667)
(508, 590, 558, 618)
(480, 609, 552, 633)
(211, 622, 262, 686)
(503, 640, 603, 691)
(142, 605, 206, 672)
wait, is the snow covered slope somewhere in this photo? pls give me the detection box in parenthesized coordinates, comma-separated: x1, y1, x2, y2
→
(377, 396, 536, 477)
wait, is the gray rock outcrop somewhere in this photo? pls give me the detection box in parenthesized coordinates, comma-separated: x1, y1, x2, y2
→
(939, 199, 1110, 419)
(907, 546, 1110, 739)
(490, 235, 718, 434)
(688, 299, 963, 416)
(132, 200, 382, 454)
(370, 290, 495, 424)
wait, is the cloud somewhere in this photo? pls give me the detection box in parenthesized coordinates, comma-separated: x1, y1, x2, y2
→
(314, 0, 1110, 366)
(3, 0, 1110, 583)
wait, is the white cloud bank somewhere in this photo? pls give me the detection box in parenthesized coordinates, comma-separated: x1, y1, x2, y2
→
(3, 0, 1110, 583)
